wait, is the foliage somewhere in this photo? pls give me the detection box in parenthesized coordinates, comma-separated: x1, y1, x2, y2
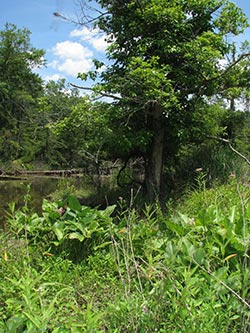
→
(51, 98, 114, 169)
(36, 79, 83, 167)
(1, 8, 250, 330)
(234, 111, 250, 161)
(76, 0, 250, 198)
(0, 15, 250, 195)
(0, 23, 44, 162)
(1, 179, 250, 332)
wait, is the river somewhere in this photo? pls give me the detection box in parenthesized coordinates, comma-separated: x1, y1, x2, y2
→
(0, 176, 88, 226)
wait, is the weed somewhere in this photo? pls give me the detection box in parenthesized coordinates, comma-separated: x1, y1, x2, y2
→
(1, 181, 250, 332)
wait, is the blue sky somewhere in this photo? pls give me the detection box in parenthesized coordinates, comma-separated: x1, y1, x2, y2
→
(0, 0, 107, 86)
(1, 0, 250, 87)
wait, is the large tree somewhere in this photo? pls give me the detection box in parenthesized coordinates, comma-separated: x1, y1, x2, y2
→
(0, 23, 44, 162)
(73, 0, 250, 200)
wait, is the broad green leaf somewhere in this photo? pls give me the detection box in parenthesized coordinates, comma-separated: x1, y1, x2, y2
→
(5, 316, 26, 332)
(165, 220, 183, 236)
(193, 248, 206, 265)
(100, 205, 116, 217)
(68, 196, 82, 212)
(52, 221, 65, 241)
(229, 206, 236, 224)
(67, 220, 86, 234)
(68, 232, 85, 242)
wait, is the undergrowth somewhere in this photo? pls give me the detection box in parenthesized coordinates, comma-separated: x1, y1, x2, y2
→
(0, 179, 250, 332)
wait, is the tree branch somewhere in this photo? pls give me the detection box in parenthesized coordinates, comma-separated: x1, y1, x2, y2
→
(204, 53, 250, 83)
(53, 12, 79, 25)
(208, 136, 250, 166)
(53, 10, 108, 27)
(69, 83, 122, 100)
(223, 53, 250, 76)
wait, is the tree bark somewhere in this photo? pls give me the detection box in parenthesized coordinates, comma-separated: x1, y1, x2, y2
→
(145, 101, 165, 202)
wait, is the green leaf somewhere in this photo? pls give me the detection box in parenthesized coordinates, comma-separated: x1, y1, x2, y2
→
(52, 221, 65, 241)
(23, 312, 41, 328)
(193, 248, 206, 265)
(77, 72, 88, 81)
(68, 196, 82, 212)
(101, 205, 116, 217)
(68, 232, 85, 242)
(165, 220, 183, 236)
(5, 316, 26, 332)
(94, 241, 112, 250)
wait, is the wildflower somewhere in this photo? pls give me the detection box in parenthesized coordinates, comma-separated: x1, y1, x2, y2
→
(56, 207, 66, 216)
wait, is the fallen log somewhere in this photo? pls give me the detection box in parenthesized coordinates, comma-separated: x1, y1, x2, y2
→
(0, 175, 28, 181)
(21, 169, 83, 177)
(1, 169, 85, 178)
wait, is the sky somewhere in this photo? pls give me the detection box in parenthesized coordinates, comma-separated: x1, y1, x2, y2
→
(0, 0, 107, 87)
(1, 0, 250, 88)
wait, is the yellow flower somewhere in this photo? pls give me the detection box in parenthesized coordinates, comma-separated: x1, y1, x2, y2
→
(3, 250, 8, 262)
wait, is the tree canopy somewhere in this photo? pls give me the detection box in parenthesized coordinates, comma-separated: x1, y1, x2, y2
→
(1, 2, 250, 202)
(76, 0, 250, 200)
(0, 23, 44, 161)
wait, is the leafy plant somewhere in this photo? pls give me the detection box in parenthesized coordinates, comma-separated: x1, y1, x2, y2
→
(1, 182, 250, 332)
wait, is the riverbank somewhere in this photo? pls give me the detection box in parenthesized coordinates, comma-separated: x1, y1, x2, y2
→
(0, 182, 249, 332)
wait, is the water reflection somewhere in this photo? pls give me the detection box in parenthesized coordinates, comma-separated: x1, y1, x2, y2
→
(0, 177, 61, 224)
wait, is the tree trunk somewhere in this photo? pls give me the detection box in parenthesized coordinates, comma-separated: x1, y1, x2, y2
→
(145, 101, 165, 202)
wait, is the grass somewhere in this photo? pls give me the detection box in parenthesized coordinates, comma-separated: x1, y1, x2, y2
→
(0, 179, 250, 332)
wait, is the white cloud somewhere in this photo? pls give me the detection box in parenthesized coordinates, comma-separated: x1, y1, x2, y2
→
(48, 60, 59, 70)
(44, 73, 64, 81)
(49, 41, 94, 77)
(70, 27, 108, 52)
(57, 58, 93, 77)
(53, 41, 93, 60)
(70, 27, 90, 39)
(92, 36, 108, 52)
(46, 28, 108, 80)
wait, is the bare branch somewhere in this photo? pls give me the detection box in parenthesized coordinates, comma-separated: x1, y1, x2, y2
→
(53, 12, 79, 25)
(69, 83, 122, 100)
(80, 12, 109, 25)
(208, 136, 250, 166)
(193, 259, 250, 309)
(53, 9, 108, 27)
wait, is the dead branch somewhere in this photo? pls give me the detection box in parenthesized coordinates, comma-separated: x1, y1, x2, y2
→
(53, 10, 108, 27)
(208, 136, 250, 166)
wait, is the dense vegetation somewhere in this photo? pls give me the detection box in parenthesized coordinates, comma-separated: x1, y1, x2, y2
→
(1, 0, 250, 331)
(1, 1, 250, 198)
(1, 179, 250, 332)
(78, 0, 250, 200)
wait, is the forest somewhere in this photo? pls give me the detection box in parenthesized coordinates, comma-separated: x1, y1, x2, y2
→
(1, 0, 250, 331)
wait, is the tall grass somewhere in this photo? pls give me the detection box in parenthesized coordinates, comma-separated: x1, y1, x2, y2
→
(0, 179, 250, 332)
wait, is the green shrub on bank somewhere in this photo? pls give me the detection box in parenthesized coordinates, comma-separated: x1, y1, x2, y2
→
(0, 181, 249, 332)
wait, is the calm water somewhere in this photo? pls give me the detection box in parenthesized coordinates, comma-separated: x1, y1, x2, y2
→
(0, 175, 115, 227)
(0, 176, 85, 225)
